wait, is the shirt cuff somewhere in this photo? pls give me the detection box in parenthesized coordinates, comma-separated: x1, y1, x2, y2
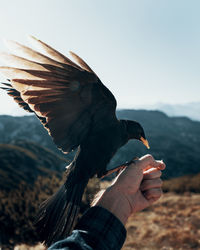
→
(75, 206, 127, 250)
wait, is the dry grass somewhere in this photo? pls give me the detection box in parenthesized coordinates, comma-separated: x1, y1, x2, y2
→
(162, 174, 200, 193)
(123, 192, 200, 250)
(14, 244, 45, 250)
(15, 192, 200, 250)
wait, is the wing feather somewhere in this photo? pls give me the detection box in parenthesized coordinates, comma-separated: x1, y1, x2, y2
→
(0, 83, 33, 113)
(4, 39, 75, 69)
(69, 51, 95, 73)
(12, 79, 69, 89)
(28, 36, 83, 70)
(0, 67, 75, 81)
(0, 37, 117, 152)
(0, 52, 48, 71)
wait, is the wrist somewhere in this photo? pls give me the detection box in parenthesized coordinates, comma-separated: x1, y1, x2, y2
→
(93, 186, 132, 225)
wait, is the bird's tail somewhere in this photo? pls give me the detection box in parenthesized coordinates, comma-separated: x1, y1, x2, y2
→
(34, 166, 89, 246)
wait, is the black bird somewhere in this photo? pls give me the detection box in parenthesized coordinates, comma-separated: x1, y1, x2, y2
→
(0, 36, 149, 246)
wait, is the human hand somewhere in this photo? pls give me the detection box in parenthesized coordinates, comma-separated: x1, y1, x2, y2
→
(94, 154, 165, 225)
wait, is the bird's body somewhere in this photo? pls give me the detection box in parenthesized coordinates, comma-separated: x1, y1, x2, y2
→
(0, 36, 149, 246)
(75, 120, 128, 178)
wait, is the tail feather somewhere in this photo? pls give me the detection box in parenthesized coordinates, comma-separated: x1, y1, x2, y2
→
(35, 174, 88, 246)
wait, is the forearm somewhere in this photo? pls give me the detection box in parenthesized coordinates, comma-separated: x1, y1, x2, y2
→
(93, 186, 132, 225)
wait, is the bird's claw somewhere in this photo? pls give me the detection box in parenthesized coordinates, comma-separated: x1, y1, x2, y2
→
(101, 157, 139, 179)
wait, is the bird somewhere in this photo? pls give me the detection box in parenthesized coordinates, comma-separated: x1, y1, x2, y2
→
(0, 36, 150, 246)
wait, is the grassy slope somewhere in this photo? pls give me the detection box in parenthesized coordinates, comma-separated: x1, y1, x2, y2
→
(15, 192, 200, 250)
(123, 192, 200, 250)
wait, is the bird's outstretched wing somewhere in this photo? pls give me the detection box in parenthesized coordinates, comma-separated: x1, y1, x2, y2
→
(0, 36, 117, 152)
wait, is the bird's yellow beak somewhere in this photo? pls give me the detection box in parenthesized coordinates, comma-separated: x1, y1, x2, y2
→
(140, 137, 150, 149)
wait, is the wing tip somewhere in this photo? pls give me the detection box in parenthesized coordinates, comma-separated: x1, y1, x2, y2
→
(28, 35, 39, 41)
(27, 35, 40, 44)
(69, 51, 78, 58)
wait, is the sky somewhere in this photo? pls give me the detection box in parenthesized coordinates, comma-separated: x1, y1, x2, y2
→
(0, 0, 199, 116)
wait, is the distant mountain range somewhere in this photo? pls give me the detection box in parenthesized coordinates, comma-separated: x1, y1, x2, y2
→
(1, 101, 199, 121)
(0, 109, 200, 179)
(136, 102, 200, 121)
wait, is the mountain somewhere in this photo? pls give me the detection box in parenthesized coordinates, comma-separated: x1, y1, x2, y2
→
(138, 102, 200, 121)
(0, 115, 59, 152)
(0, 110, 200, 179)
(0, 115, 75, 160)
(0, 141, 68, 191)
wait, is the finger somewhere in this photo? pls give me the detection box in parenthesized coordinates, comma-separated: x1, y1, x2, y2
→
(143, 168, 162, 180)
(138, 154, 166, 171)
(148, 196, 161, 204)
(143, 188, 163, 200)
(156, 160, 166, 170)
(140, 178, 163, 191)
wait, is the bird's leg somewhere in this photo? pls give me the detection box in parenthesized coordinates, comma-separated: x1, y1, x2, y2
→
(101, 157, 139, 179)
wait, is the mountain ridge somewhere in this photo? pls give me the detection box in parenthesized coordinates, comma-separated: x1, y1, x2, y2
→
(0, 109, 199, 179)
(134, 102, 200, 121)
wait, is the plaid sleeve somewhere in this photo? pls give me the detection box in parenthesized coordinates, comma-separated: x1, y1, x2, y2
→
(75, 206, 127, 250)
(48, 206, 127, 250)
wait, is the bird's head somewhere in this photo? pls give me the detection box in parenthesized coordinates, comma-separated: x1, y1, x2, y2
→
(125, 120, 150, 149)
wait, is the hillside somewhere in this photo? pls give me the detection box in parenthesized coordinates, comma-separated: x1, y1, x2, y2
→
(0, 110, 200, 179)
(0, 115, 62, 155)
(0, 141, 66, 248)
(0, 141, 99, 249)
(0, 141, 68, 191)
(14, 192, 200, 250)
(123, 192, 200, 249)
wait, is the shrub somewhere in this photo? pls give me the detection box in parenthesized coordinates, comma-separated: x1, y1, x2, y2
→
(163, 173, 200, 193)
(0, 174, 100, 249)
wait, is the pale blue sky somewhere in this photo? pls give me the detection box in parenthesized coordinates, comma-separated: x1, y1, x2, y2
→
(0, 0, 199, 115)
